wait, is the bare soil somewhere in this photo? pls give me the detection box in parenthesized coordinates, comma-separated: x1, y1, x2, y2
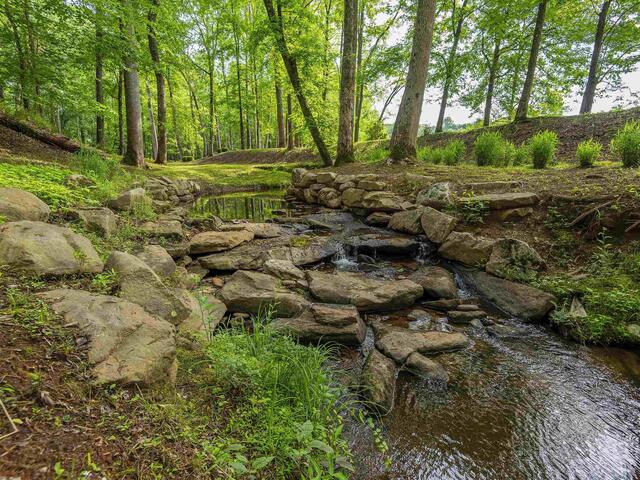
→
(0, 125, 73, 165)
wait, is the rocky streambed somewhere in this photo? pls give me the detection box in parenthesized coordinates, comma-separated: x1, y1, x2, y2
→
(2, 173, 640, 479)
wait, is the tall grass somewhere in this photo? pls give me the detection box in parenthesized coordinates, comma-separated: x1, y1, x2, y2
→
(418, 140, 465, 165)
(611, 121, 640, 168)
(576, 139, 602, 168)
(528, 130, 558, 169)
(473, 131, 515, 167)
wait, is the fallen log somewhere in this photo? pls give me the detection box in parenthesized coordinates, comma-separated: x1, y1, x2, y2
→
(0, 112, 81, 153)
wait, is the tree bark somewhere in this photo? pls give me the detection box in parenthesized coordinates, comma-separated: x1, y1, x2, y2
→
(336, 0, 358, 165)
(147, 0, 167, 163)
(145, 79, 158, 161)
(435, 0, 468, 133)
(95, 9, 105, 150)
(166, 69, 184, 161)
(117, 70, 124, 155)
(353, 2, 365, 142)
(389, 0, 437, 160)
(5, 0, 29, 110)
(580, 0, 611, 114)
(275, 79, 286, 147)
(514, 0, 548, 122)
(0, 112, 81, 152)
(321, 0, 333, 102)
(286, 93, 294, 150)
(121, 5, 145, 167)
(232, 21, 245, 150)
(483, 38, 501, 127)
(22, 0, 40, 112)
(263, 0, 333, 165)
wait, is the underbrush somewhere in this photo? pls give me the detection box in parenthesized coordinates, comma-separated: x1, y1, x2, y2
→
(536, 239, 640, 345)
(417, 140, 465, 165)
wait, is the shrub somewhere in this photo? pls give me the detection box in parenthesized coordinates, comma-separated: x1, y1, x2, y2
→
(576, 139, 602, 168)
(473, 132, 513, 167)
(528, 130, 558, 169)
(611, 121, 640, 168)
(442, 140, 465, 165)
(513, 145, 530, 166)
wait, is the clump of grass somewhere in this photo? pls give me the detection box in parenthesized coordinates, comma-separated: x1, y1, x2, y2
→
(576, 139, 602, 168)
(611, 121, 640, 168)
(528, 130, 558, 169)
(473, 131, 514, 167)
(354, 144, 389, 163)
(418, 140, 465, 166)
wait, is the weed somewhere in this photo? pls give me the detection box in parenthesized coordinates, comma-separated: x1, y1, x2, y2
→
(418, 140, 465, 166)
(528, 130, 558, 169)
(576, 139, 602, 168)
(473, 132, 513, 167)
(454, 194, 489, 224)
(91, 269, 119, 294)
(611, 121, 640, 168)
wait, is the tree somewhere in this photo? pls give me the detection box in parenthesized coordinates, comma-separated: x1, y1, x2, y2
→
(389, 0, 437, 160)
(95, 7, 105, 150)
(515, 0, 548, 122)
(147, 0, 167, 163)
(335, 0, 358, 165)
(263, 0, 332, 166)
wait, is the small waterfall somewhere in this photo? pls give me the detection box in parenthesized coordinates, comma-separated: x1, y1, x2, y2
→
(415, 241, 435, 264)
(332, 243, 359, 271)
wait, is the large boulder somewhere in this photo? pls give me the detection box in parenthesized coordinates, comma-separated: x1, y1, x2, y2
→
(135, 244, 177, 278)
(404, 352, 448, 384)
(307, 271, 423, 312)
(263, 259, 307, 287)
(361, 191, 403, 212)
(176, 290, 226, 336)
(219, 270, 309, 317)
(485, 238, 544, 279)
(107, 187, 148, 211)
(273, 304, 365, 345)
(420, 207, 457, 244)
(200, 247, 266, 271)
(316, 172, 337, 184)
(465, 270, 554, 322)
(460, 192, 539, 210)
(105, 251, 191, 325)
(221, 222, 284, 239)
(341, 188, 366, 208)
(69, 207, 117, 237)
(410, 266, 458, 299)
(0, 188, 50, 221)
(388, 209, 424, 235)
(317, 188, 342, 209)
(140, 220, 185, 241)
(438, 232, 495, 266)
(365, 212, 392, 226)
(343, 232, 419, 255)
(40, 289, 175, 386)
(374, 324, 470, 363)
(267, 238, 340, 266)
(360, 348, 397, 414)
(0, 221, 103, 275)
(416, 182, 454, 208)
(189, 229, 254, 254)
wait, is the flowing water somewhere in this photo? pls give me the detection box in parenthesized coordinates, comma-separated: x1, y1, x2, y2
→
(209, 194, 640, 480)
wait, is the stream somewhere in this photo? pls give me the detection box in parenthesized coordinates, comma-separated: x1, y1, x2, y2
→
(198, 192, 640, 480)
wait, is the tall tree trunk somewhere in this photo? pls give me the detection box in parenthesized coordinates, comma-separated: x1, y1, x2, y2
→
(232, 22, 245, 149)
(353, 1, 365, 142)
(389, 0, 437, 160)
(483, 38, 501, 127)
(263, 0, 333, 166)
(435, 0, 468, 133)
(286, 93, 294, 150)
(252, 56, 261, 148)
(22, 0, 40, 112)
(275, 79, 286, 147)
(321, 0, 332, 102)
(580, 0, 611, 114)
(5, 0, 29, 110)
(147, 0, 167, 163)
(336, 0, 358, 165)
(166, 69, 184, 161)
(145, 79, 158, 160)
(95, 11, 105, 150)
(121, 7, 145, 167)
(117, 70, 124, 155)
(188, 89, 201, 159)
(515, 0, 548, 122)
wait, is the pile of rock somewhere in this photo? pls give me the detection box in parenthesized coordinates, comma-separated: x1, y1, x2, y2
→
(145, 176, 201, 210)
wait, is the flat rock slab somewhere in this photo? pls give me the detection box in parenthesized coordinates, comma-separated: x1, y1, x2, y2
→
(0, 188, 50, 221)
(343, 233, 419, 255)
(39, 289, 176, 386)
(388, 209, 424, 235)
(360, 348, 397, 415)
(135, 244, 177, 278)
(219, 270, 309, 317)
(307, 271, 423, 312)
(69, 207, 117, 237)
(374, 325, 470, 363)
(273, 303, 365, 345)
(0, 221, 103, 275)
(405, 352, 449, 384)
(465, 270, 554, 322)
(438, 232, 495, 266)
(108, 188, 147, 211)
(140, 220, 185, 241)
(460, 192, 539, 210)
(221, 222, 285, 239)
(189, 229, 254, 254)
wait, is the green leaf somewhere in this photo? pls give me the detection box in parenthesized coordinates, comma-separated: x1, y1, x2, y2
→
(251, 456, 274, 471)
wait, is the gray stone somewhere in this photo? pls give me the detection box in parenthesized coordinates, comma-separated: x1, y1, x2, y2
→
(416, 182, 454, 207)
(361, 348, 396, 414)
(64, 174, 95, 187)
(341, 188, 366, 208)
(291, 168, 308, 186)
(338, 181, 356, 191)
(135, 244, 177, 278)
(361, 191, 403, 212)
(69, 207, 117, 237)
(0, 221, 102, 275)
(410, 266, 458, 300)
(405, 352, 448, 383)
(317, 187, 342, 209)
(263, 259, 307, 287)
(40, 289, 175, 386)
(140, 220, 185, 241)
(219, 270, 309, 317)
(374, 324, 470, 363)
(365, 212, 392, 226)
(343, 232, 419, 255)
(438, 232, 495, 266)
(485, 238, 544, 279)
(189, 229, 254, 254)
(497, 207, 533, 221)
(421, 207, 457, 244)
(447, 310, 487, 324)
(334, 174, 357, 184)
(307, 271, 423, 312)
(316, 172, 337, 184)
(388, 209, 424, 235)
(107, 188, 148, 211)
(0, 188, 50, 222)
(105, 251, 191, 325)
(358, 180, 387, 191)
(460, 192, 539, 210)
(177, 290, 226, 336)
(298, 172, 318, 188)
(221, 222, 284, 239)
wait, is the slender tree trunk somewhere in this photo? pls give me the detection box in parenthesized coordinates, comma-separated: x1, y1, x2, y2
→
(378, 83, 402, 122)
(95, 18, 105, 149)
(275, 80, 286, 147)
(117, 70, 124, 155)
(188, 90, 201, 159)
(5, 0, 28, 110)
(252, 56, 261, 148)
(263, 0, 333, 165)
(483, 38, 501, 127)
(353, 1, 365, 142)
(232, 23, 245, 149)
(389, 0, 437, 160)
(515, 0, 548, 122)
(147, 0, 167, 163)
(166, 69, 184, 161)
(321, 0, 332, 102)
(435, 0, 468, 133)
(336, 0, 358, 165)
(121, 7, 145, 167)
(286, 93, 294, 150)
(145, 79, 158, 160)
(22, 0, 40, 112)
(580, 0, 611, 114)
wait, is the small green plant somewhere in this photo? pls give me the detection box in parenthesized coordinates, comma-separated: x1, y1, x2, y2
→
(455, 194, 490, 224)
(418, 140, 466, 166)
(528, 130, 558, 169)
(611, 121, 640, 168)
(91, 269, 119, 294)
(473, 131, 512, 167)
(576, 139, 602, 168)
(129, 197, 157, 222)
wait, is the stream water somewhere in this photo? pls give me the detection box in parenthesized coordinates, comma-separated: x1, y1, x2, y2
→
(203, 193, 640, 480)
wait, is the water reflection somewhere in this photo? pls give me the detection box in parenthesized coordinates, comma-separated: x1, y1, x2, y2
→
(191, 192, 290, 222)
